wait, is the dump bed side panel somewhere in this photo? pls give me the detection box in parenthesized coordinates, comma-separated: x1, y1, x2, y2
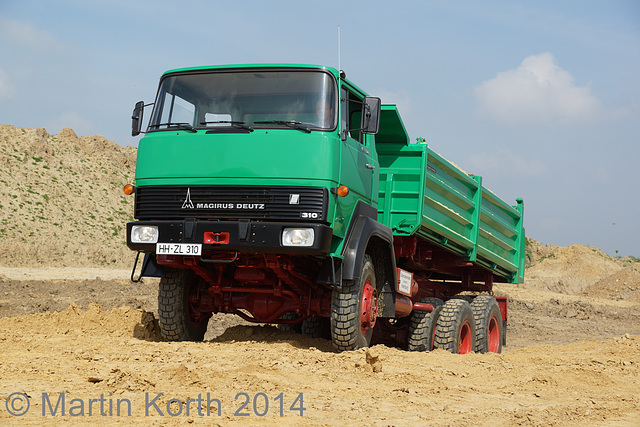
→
(475, 186, 524, 282)
(378, 143, 424, 235)
(421, 148, 481, 258)
(377, 142, 524, 283)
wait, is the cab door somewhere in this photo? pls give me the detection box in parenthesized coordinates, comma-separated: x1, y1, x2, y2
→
(339, 87, 376, 204)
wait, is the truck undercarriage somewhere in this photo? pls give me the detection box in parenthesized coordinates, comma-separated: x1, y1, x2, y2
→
(135, 232, 508, 354)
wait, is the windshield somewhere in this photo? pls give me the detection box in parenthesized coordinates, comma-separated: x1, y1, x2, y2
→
(148, 69, 337, 132)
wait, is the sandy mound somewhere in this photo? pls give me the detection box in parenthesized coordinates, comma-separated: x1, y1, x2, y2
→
(0, 125, 137, 268)
(525, 240, 640, 298)
(583, 267, 640, 302)
(0, 302, 161, 341)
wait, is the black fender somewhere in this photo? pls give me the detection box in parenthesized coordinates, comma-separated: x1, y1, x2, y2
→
(342, 216, 394, 281)
(341, 204, 397, 317)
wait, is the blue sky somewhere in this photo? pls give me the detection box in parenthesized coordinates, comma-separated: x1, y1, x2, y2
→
(1, 0, 639, 256)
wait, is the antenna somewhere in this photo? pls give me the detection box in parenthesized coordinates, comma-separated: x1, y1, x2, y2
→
(337, 25, 341, 81)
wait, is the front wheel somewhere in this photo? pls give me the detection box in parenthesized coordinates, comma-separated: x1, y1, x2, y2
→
(331, 254, 378, 351)
(158, 268, 211, 342)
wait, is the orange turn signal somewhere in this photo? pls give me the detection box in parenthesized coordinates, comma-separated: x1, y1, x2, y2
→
(336, 185, 349, 197)
(123, 184, 135, 195)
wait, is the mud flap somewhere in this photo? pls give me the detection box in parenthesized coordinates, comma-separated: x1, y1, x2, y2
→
(131, 252, 164, 282)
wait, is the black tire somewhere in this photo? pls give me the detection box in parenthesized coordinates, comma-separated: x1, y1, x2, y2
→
(331, 254, 378, 351)
(451, 295, 473, 303)
(502, 319, 508, 347)
(301, 316, 330, 339)
(277, 312, 302, 333)
(158, 268, 211, 342)
(434, 298, 476, 354)
(471, 295, 503, 353)
(407, 297, 444, 351)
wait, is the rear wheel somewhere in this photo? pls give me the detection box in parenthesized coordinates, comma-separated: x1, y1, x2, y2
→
(471, 295, 502, 353)
(407, 297, 444, 351)
(158, 268, 211, 342)
(331, 255, 378, 351)
(301, 316, 330, 339)
(434, 298, 475, 354)
(277, 312, 302, 333)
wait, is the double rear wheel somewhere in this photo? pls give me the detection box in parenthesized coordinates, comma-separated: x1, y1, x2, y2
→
(432, 295, 503, 354)
(407, 297, 444, 352)
(470, 295, 503, 353)
(434, 298, 476, 354)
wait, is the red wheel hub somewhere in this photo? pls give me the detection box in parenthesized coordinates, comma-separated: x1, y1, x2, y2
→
(458, 320, 473, 354)
(487, 315, 500, 353)
(360, 280, 378, 335)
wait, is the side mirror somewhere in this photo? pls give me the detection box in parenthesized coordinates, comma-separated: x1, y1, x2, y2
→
(361, 97, 381, 135)
(131, 101, 145, 137)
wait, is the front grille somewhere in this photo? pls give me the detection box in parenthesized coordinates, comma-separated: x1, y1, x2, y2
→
(134, 185, 328, 222)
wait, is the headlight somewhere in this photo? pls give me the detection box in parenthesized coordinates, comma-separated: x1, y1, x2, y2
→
(131, 225, 159, 243)
(282, 228, 315, 247)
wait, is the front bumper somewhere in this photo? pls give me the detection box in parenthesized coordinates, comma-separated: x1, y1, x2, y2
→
(126, 220, 333, 255)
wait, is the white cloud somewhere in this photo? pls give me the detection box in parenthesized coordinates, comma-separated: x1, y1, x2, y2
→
(474, 52, 601, 124)
(0, 16, 64, 51)
(465, 146, 549, 177)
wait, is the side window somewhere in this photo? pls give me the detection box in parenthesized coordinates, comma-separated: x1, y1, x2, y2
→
(341, 88, 348, 140)
(340, 87, 363, 143)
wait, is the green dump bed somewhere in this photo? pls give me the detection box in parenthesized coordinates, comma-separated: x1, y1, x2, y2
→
(375, 107, 525, 284)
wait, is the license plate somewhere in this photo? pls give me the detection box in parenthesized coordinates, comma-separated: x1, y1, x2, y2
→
(156, 243, 202, 256)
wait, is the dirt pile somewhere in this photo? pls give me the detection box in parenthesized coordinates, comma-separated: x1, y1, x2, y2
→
(0, 302, 161, 341)
(584, 267, 640, 302)
(0, 125, 137, 268)
(0, 274, 157, 318)
(524, 239, 640, 299)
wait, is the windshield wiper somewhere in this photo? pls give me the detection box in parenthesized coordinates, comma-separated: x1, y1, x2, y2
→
(200, 121, 254, 132)
(254, 120, 312, 133)
(150, 122, 197, 132)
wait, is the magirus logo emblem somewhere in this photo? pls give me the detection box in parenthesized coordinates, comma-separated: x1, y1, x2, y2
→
(181, 188, 194, 209)
(180, 188, 265, 210)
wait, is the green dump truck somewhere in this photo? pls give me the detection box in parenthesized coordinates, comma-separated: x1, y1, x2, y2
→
(126, 64, 525, 354)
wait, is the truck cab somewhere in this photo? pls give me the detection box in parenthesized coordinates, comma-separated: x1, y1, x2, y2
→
(129, 65, 381, 256)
